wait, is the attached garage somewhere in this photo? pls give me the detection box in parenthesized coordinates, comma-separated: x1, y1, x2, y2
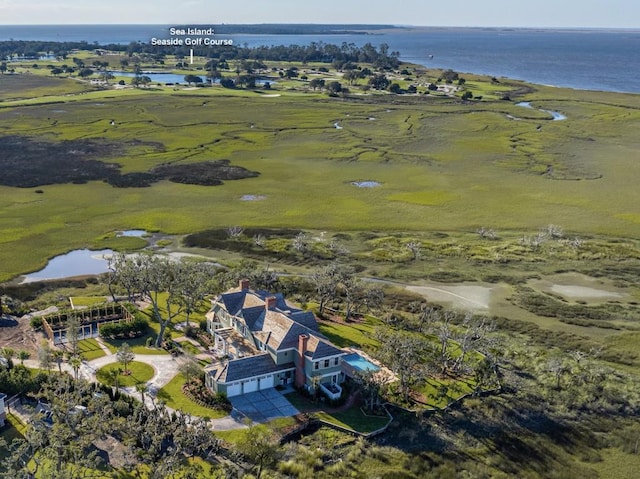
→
(258, 375, 275, 390)
(243, 378, 259, 393)
(205, 353, 296, 398)
(226, 383, 242, 397)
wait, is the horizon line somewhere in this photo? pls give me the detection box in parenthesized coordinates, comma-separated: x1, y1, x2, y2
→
(1, 23, 639, 31)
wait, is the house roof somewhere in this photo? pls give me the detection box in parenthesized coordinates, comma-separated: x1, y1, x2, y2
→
(305, 335, 345, 360)
(206, 354, 294, 383)
(215, 286, 344, 361)
(0, 392, 6, 401)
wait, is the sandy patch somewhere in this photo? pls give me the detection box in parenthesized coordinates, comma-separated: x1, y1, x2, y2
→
(529, 273, 628, 302)
(260, 94, 281, 97)
(550, 285, 623, 300)
(405, 284, 494, 311)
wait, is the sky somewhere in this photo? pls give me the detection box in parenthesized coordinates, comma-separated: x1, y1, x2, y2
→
(0, 0, 639, 28)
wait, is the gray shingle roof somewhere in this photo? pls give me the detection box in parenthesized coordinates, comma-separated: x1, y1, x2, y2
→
(206, 354, 294, 383)
(305, 335, 345, 360)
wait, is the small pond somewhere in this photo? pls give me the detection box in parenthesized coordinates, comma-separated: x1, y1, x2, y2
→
(117, 229, 147, 237)
(21, 249, 114, 283)
(351, 181, 381, 188)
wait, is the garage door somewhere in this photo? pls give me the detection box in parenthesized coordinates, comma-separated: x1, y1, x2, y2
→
(243, 378, 259, 393)
(226, 383, 242, 397)
(258, 375, 275, 390)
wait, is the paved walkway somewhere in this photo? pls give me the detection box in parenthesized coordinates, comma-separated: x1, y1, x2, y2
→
(23, 347, 258, 431)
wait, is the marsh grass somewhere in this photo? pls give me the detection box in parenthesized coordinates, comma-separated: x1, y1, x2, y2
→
(1, 74, 639, 281)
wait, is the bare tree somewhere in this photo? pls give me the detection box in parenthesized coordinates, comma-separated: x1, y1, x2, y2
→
(226, 226, 244, 239)
(253, 234, 266, 248)
(310, 264, 339, 316)
(545, 224, 564, 239)
(292, 232, 309, 254)
(476, 227, 497, 240)
(376, 328, 431, 402)
(406, 241, 423, 260)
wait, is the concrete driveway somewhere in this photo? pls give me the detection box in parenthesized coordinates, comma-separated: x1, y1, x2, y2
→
(230, 388, 299, 423)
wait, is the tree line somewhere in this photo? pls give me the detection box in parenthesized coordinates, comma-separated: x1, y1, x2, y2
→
(1, 40, 401, 70)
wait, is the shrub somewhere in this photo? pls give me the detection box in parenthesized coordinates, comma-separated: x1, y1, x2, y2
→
(30, 316, 43, 330)
(99, 317, 148, 339)
(184, 325, 198, 339)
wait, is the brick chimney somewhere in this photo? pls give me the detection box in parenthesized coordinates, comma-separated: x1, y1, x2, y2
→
(265, 296, 277, 311)
(295, 334, 309, 389)
(239, 279, 250, 291)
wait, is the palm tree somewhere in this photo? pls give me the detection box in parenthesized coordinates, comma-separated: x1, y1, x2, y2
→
(52, 349, 64, 374)
(107, 367, 123, 391)
(135, 382, 149, 404)
(69, 355, 82, 381)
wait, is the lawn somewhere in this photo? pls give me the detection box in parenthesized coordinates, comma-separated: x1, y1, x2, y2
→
(417, 376, 478, 409)
(0, 413, 27, 460)
(314, 407, 390, 435)
(318, 317, 381, 349)
(284, 392, 390, 434)
(77, 338, 106, 361)
(102, 334, 168, 356)
(69, 296, 108, 308)
(95, 361, 155, 387)
(156, 373, 228, 420)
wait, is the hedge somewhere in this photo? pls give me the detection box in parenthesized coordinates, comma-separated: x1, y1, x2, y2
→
(99, 317, 148, 339)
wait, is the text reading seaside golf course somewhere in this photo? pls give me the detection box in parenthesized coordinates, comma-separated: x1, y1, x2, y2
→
(151, 26, 233, 46)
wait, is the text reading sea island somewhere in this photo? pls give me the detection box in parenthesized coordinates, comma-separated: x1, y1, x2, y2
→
(150, 26, 233, 46)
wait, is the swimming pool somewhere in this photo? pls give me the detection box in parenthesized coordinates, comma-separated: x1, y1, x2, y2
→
(342, 353, 380, 372)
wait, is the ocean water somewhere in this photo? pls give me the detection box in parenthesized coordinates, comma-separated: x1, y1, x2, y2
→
(1, 25, 639, 93)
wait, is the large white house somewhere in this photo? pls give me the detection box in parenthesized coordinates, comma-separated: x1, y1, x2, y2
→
(204, 280, 346, 398)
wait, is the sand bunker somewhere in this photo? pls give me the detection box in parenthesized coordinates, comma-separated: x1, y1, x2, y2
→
(550, 285, 623, 300)
(406, 284, 494, 311)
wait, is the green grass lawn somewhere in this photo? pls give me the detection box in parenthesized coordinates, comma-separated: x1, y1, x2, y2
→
(156, 374, 228, 420)
(102, 334, 168, 355)
(69, 296, 108, 308)
(318, 317, 381, 349)
(77, 338, 107, 360)
(417, 376, 477, 409)
(284, 392, 390, 434)
(314, 407, 390, 435)
(0, 413, 27, 460)
(95, 361, 155, 387)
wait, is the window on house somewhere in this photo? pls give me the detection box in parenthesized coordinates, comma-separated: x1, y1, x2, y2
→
(324, 359, 330, 368)
(334, 358, 339, 366)
(314, 362, 319, 370)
